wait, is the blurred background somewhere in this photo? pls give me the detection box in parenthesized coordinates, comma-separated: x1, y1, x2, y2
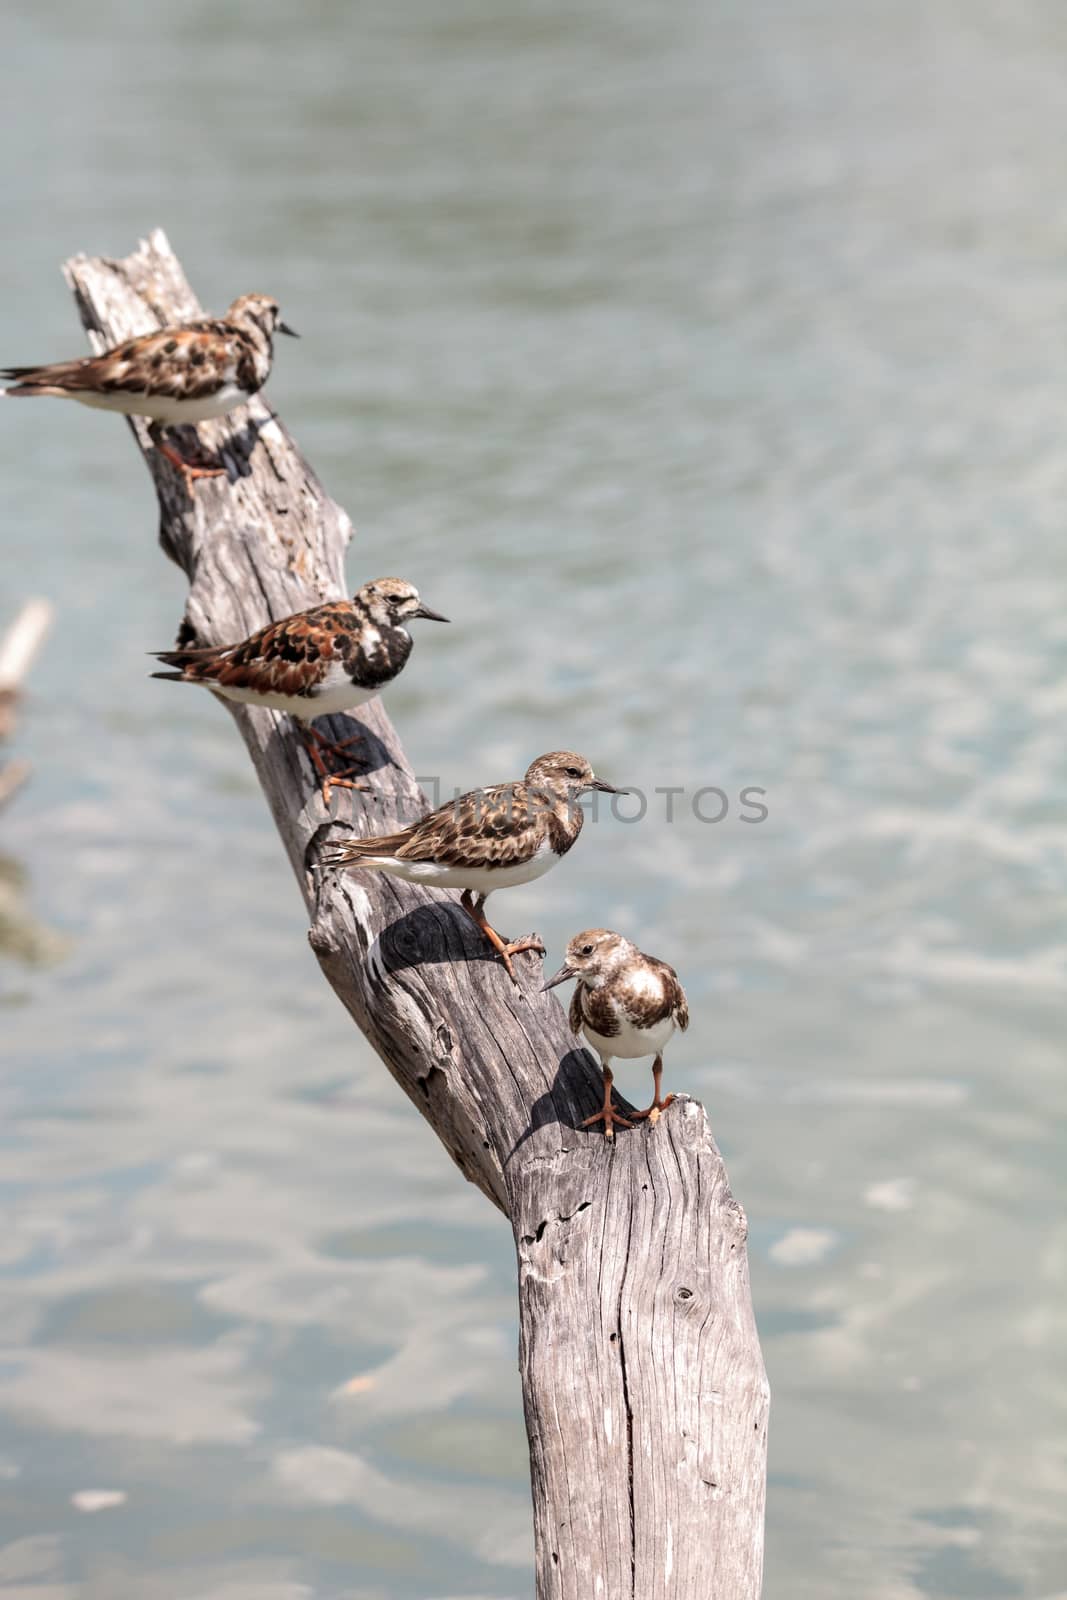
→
(2, 1, 1066, 1597)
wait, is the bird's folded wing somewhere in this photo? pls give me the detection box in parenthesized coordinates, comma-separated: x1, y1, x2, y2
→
(156, 609, 341, 696)
(663, 969, 690, 1031)
(4, 326, 240, 400)
(390, 781, 545, 867)
(569, 986, 585, 1036)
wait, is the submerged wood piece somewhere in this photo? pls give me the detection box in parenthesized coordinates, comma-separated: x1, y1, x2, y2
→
(0, 597, 54, 806)
(62, 230, 769, 1599)
(0, 598, 54, 697)
(0, 598, 67, 962)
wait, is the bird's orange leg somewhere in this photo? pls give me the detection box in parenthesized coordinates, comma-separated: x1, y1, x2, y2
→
(299, 726, 369, 808)
(306, 723, 364, 764)
(459, 891, 545, 983)
(581, 1064, 633, 1140)
(629, 1055, 676, 1126)
(149, 422, 227, 480)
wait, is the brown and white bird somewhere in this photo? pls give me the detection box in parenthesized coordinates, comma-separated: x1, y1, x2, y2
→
(322, 752, 622, 981)
(151, 578, 448, 805)
(543, 929, 689, 1137)
(1, 293, 297, 478)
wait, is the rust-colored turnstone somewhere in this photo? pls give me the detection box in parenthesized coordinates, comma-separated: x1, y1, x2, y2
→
(1, 293, 297, 479)
(322, 752, 622, 982)
(151, 577, 448, 805)
(543, 929, 689, 1137)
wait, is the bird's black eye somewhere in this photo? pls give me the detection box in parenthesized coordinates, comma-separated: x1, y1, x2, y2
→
(565, 766, 582, 779)
(582, 944, 594, 956)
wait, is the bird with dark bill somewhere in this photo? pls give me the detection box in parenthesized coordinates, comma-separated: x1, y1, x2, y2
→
(151, 578, 448, 806)
(1, 293, 297, 479)
(543, 929, 689, 1137)
(322, 752, 622, 982)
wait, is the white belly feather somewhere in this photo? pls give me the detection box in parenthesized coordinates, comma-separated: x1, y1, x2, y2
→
(70, 382, 248, 424)
(356, 835, 560, 895)
(583, 1008, 676, 1064)
(207, 660, 375, 721)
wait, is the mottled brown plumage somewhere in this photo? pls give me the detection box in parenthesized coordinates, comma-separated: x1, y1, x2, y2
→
(337, 771, 582, 873)
(2, 292, 297, 477)
(158, 605, 362, 701)
(323, 753, 623, 982)
(154, 596, 419, 704)
(544, 929, 689, 1136)
(571, 953, 689, 1039)
(151, 577, 448, 804)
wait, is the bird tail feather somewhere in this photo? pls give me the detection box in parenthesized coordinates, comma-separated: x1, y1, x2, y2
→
(321, 835, 409, 871)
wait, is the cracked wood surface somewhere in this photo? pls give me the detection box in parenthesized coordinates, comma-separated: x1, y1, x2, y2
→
(63, 230, 769, 1599)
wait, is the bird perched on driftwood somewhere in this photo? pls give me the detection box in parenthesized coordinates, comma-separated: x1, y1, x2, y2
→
(323, 752, 622, 981)
(151, 578, 448, 805)
(543, 928, 689, 1136)
(1, 293, 297, 479)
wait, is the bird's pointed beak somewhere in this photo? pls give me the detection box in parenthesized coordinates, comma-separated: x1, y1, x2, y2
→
(412, 604, 450, 622)
(278, 322, 299, 338)
(589, 777, 623, 794)
(541, 962, 577, 992)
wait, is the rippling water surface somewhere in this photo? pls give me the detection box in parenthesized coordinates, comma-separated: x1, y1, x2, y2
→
(2, 2, 1066, 1596)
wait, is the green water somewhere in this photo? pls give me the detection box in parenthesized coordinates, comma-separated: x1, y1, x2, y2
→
(2, 2, 1065, 1596)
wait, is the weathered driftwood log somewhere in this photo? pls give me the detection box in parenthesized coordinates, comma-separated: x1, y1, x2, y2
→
(63, 231, 769, 1599)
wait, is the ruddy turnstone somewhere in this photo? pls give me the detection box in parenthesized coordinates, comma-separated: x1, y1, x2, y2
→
(543, 929, 689, 1137)
(151, 577, 448, 805)
(322, 752, 622, 982)
(1, 293, 297, 479)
